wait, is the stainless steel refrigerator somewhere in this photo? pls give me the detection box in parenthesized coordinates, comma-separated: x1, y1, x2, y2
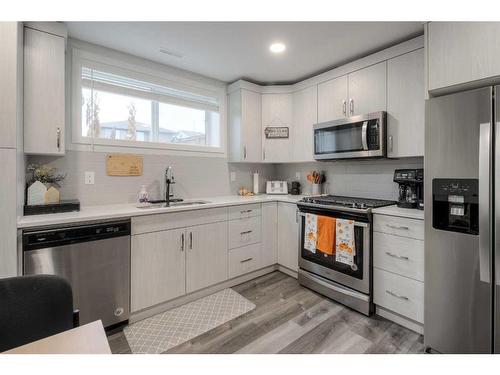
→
(425, 86, 500, 353)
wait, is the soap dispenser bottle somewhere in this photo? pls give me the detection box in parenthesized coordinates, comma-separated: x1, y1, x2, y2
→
(137, 185, 150, 207)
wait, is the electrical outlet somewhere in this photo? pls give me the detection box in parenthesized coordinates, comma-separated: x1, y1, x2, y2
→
(295, 172, 301, 179)
(84, 171, 95, 185)
(230, 172, 236, 182)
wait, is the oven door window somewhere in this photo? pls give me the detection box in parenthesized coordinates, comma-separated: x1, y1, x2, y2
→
(300, 216, 365, 279)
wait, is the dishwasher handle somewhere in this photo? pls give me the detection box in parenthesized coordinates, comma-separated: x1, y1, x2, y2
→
(23, 220, 131, 251)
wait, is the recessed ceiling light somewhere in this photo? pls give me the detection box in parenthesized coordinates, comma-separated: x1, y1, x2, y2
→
(269, 42, 286, 54)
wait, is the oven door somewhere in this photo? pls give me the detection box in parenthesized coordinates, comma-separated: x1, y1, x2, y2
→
(298, 209, 371, 294)
(313, 112, 386, 160)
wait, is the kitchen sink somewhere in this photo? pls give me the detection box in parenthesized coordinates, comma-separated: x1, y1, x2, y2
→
(139, 200, 211, 208)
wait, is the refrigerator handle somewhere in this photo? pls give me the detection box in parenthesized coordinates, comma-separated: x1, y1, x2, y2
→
(479, 122, 492, 284)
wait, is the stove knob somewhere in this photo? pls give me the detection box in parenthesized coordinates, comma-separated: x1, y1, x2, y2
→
(351, 203, 357, 208)
(359, 203, 367, 209)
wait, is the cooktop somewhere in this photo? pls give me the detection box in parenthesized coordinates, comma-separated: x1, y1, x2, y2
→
(299, 195, 396, 210)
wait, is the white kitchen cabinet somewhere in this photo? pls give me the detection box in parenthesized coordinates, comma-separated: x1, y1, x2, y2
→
(277, 202, 299, 272)
(228, 88, 262, 162)
(292, 86, 318, 162)
(131, 228, 186, 312)
(347, 62, 387, 116)
(186, 221, 228, 293)
(261, 93, 293, 162)
(261, 202, 278, 268)
(427, 22, 500, 92)
(317, 75, 348, 123)
(23, 27, 65, 155)
(387, 49, 425, 157)
(228, 243, 261, 278)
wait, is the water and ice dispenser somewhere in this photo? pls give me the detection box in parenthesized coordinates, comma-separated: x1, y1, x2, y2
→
(432, 178, 479, 235)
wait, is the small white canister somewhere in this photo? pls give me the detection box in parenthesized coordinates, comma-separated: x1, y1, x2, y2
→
(253, 172, 259, 194)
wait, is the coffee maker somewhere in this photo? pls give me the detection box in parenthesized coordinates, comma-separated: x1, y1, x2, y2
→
(394, 169, 424, 210)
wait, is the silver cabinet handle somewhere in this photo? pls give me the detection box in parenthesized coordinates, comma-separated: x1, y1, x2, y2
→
(385, 251, 409, 260)
(240, 209, 253, 214)
(240, 257, 253, 263)
(386, 224, 409, 230)
(479, 121, 492, 283)
(243, 146, 247, 160)
(385, 290, 409, 300)
(349, 99, 354, 116)
(389, 135, 394, 153)
(263, 147, 266, 161)
(189, 231, 193, 250)
(56, 127, 61, 151)
(180, 233, 185, 252)
(240, 230, 253, 235)
(342, 99, 347, 116)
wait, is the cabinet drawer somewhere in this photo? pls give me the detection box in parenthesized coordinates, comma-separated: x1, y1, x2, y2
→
(228, 243, 261, 278)
(373, 232, 424, 281)
(227, 204, 261, 220)
(373, 268, 424, 323)
(373, 214, 424, 240)
(132, 207, 227, 235)
(228, 216, 262, 249)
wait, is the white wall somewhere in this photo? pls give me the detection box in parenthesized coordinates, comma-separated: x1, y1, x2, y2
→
(276, 158, 423, 200)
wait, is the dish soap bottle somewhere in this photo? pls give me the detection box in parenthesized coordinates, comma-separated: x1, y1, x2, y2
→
(137, 185, 150, 208)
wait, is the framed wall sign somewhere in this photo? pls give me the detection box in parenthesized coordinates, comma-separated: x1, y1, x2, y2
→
(264, 126, 289, 139)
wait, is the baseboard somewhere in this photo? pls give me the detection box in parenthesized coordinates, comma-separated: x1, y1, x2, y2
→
(130, 265, 278, 323)
(375, 306, 424, 334)
(277, 265, 298, 279)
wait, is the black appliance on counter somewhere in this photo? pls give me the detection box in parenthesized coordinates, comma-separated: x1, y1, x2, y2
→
(394, 169, 424, 210)
(290, 181, 301, 195)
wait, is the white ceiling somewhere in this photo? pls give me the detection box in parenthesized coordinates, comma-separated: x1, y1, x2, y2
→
(65, 22, 424, 84)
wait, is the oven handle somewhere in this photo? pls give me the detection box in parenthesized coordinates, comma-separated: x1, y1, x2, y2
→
(297, 212, 368, 228)
(361, 121, 368, 151)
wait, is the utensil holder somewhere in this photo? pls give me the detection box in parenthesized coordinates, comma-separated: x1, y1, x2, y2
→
(312, 183, 321, 195)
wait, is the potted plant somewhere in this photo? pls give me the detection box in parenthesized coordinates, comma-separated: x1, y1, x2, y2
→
(26, 164, 66, 205)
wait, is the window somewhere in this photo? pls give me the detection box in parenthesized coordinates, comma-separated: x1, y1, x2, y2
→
(74, 54, 224, 154)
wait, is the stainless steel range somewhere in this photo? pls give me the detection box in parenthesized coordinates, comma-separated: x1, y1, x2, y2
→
(297, 195, 396, 315)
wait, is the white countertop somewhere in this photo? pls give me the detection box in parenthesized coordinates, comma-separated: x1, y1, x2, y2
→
(372, 204, 424, 220)
(17, 194, 304, 229)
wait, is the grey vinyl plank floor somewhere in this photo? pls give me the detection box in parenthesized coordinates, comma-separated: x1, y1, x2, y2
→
(108, 271, 424, 354)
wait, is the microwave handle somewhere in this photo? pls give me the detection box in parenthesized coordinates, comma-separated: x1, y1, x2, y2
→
(361, 121, 368, 150)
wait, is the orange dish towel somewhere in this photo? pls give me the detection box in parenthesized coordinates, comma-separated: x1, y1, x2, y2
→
(316, 216, 336, 255)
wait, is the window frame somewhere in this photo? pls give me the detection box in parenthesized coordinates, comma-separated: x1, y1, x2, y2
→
(71, 48, 226, 156)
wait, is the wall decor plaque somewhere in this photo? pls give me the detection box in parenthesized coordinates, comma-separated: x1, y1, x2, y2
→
(106, 154, 143, 176)
(264, 126, 289, 139)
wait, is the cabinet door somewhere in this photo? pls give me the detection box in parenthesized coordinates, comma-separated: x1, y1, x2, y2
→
(261, 202, 278, 268)
(348, 61, 387, 116)
(131, 228, 186, 312)
(24, 27, 65, 155)
(317, 75, 348, 122)
(387, 49, 424, 157)
(261, 93, 293, 162)
(428, 22, 500, 91)
(277, 202, 299, 272)
(186, 221, 228, 293)
(292, 86, 317, 162)
(241, 89, 262, 162)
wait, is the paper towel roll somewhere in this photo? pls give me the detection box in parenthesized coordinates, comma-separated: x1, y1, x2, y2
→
(253, 172, 259, 194)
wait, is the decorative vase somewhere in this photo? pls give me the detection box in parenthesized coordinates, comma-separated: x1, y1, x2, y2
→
(27, 181, 47, 206)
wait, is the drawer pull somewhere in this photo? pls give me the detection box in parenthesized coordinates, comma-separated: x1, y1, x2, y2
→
(240, 257, 253, 263)
(386, 290, 409, 301)
(240, 230, 253, 235)
(240, 209, 253, 214)
(385, 251, 409, 261)
(386, 224, 409, 230)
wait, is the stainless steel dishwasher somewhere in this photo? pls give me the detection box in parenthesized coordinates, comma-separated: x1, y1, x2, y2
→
(23, 220, 131, 329)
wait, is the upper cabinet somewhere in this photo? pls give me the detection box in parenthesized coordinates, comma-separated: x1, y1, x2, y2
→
(24, 26, 65, 155)
(292, 86, 317, 162)
(387, 48, 425, 158)
(427, 22, 500, 93)
(317, 62, 386, 123)
(228, 88, 261, 162)
(317, 75, 348, 123)
(347, 62, 387, 116)
(261, 93, 293, 163)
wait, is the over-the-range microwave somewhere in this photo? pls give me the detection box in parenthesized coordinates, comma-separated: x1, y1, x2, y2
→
(313, 111, 387, 160)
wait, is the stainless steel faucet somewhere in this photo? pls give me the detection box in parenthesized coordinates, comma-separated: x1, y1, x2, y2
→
(165, 166, 175, 205)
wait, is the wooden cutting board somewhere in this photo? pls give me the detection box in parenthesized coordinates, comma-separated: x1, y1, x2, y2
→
(106, 154, 143, 176)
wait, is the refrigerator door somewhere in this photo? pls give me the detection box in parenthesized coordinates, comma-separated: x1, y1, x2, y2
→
(495, 86, 500, 354)
(425, 87, 493, 353)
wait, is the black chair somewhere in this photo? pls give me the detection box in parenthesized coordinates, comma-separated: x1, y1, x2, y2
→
(0, 274, 79, 352)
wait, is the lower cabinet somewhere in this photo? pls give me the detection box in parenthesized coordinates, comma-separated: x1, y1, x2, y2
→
(186, 221, 228, 293)
(261, 202, 278, 268)
(131, 228, 186, 312)
(277, 202, 299, 272)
